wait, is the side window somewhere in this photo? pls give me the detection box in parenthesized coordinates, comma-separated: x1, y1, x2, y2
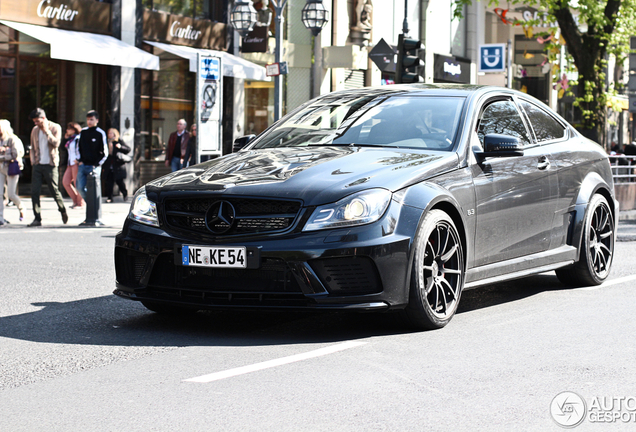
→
(519, 100, 566, 142)
(477, 100, 531, 146)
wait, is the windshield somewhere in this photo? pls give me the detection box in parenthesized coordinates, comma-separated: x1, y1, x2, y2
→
(251, 95, 465, 151)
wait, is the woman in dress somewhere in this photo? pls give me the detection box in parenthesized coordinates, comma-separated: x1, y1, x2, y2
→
(0, 119, 25, 225)
(62, 122, 84, 209)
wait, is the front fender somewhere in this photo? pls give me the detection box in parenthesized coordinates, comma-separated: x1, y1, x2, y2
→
(395, 169, 475, 294)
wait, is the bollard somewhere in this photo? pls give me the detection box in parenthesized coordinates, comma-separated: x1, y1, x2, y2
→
(80, 168, 104, 226)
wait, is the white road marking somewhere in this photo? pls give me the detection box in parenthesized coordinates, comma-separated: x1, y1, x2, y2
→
(578, 274, 636, 291)
(183, 341, 367, 383)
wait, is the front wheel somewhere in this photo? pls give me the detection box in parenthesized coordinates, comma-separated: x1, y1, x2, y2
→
(403, 209, 465, 330)
(556, 194, 615, 287)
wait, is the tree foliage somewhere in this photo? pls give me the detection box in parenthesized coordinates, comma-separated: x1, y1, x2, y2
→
(454, 0, 636, 143)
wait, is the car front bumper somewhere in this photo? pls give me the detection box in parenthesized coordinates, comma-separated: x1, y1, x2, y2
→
(114, 200, 422, 311)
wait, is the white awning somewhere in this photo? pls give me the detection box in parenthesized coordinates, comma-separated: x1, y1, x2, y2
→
(1, 20, 160, 71)
(145, 41, 270, 81)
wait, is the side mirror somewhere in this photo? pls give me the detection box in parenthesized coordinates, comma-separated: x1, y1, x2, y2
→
(477, 134, 524, 157)
(232, 134, 256, 153)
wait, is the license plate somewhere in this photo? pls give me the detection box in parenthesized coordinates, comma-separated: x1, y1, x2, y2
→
(181, 245, 247, 268)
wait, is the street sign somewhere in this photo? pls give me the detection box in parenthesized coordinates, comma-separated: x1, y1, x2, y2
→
(200, 56, 220, 80)
(266, 62, 288, 76)
(369, 38, 397, 73)
(478, 43, 506, 73)
(196, 53, 222, 159)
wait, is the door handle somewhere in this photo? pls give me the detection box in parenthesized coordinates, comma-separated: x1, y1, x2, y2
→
(537, 156, 551, 170)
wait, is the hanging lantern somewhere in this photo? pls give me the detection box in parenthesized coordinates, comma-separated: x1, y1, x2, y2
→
(230, 0, 258, 38)
(301, 0, 329, 36)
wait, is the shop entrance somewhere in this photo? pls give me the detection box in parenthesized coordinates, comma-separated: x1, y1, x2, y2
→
(18, 58, 59, 139)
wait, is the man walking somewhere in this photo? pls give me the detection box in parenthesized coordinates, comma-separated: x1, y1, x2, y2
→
(165, 119, 190, 172)
(28, 108, 68, 227)
(76, 110, 108, 202)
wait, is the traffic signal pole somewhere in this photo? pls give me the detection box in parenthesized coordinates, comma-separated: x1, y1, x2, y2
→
(395, 0, 423, 84)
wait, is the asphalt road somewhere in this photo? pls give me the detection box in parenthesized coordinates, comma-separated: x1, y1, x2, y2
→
(1, 222, 635, 432)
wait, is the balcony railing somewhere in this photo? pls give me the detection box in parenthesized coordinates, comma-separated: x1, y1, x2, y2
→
(610, 155, 636, 183)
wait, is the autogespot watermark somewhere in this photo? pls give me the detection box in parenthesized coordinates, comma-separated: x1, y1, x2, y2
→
(551, 391, 636, 428)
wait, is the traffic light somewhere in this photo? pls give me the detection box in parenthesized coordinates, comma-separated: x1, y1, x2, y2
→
(396, 33, 423, 84)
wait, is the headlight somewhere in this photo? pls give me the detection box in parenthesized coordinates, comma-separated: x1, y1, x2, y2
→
(128, 186, 159, 227)
(303, 189, 392, 232)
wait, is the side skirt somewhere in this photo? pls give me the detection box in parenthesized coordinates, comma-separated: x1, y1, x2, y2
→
(464, 245, 578, 289)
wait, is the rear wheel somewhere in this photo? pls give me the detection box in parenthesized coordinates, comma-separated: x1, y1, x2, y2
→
(556, 194, 615, 287)
(404, 210, 465, 330)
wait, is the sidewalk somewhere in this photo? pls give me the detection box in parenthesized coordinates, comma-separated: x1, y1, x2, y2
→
(1, 196, 130, 229)
(2, 195, 636, 240)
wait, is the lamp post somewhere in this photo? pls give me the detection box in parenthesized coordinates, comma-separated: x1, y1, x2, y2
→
(231, 0, 329, 122)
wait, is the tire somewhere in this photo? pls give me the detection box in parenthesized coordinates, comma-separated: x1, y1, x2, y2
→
(403, 209, 465, 330)
(141, 300, 196, 316)
(556, 194, 615, 287)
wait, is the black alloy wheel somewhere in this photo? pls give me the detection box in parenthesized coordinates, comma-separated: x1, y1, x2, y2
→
(556, 194, 615, 287)
(404, 209, 465, 330)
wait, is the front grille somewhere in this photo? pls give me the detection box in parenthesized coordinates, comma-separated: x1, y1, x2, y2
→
(163, 197, 302, 236)
(115, 248, 150, 288)
(309, 256, 382, 295)
(143, 253, 307, 306)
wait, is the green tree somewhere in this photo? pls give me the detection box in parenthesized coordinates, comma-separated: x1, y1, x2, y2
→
(454, 0, 636, 144)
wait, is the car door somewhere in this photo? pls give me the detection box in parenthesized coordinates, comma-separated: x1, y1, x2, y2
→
(471, 97, 557, 267)
(516, 98, 572, 250)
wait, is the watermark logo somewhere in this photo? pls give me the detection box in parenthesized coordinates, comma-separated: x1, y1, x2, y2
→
(551, 391, 586, 428)
(551, 392, 636, 428)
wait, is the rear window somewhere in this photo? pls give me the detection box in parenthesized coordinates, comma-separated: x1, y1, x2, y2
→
(519, 100, 566, 142)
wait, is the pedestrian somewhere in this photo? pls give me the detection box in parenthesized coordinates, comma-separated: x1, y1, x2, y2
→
(183, 123, 197, 168)
(0, 119, 25, 225)
(104, 128, 131, 203)
(27, 108, 68, 227)
(164, 119, 190, 172)
(62, 122, 84, 209)
(76, 110, 108, 203)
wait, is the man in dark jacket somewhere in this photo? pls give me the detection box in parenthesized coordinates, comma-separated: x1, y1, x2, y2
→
(165, 119, 190, 172)
(76, 110, 108, 201)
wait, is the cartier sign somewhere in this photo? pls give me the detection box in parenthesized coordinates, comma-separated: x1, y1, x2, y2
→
(0, 0, 111, 33)
(36, 0, 79, 21)
(144, 10, 226, 50)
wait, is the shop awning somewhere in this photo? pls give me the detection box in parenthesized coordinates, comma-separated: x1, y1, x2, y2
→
(0, 20, 160, 71)
(145, 41, 270, 81)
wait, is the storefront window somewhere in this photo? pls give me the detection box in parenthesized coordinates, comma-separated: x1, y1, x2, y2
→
(74, 63, 93, 125)
(513, 35, 549, 104)
(140, 49, 195, 162)
(142, 0, 224, 21)
(245, 81, 274, 135)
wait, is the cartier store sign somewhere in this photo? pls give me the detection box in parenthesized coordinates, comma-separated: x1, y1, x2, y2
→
(144, 10, 226, 51)
(0, 0, 111, 34)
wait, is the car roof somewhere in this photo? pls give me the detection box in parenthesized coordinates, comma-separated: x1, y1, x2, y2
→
(318, 84, 523, 100)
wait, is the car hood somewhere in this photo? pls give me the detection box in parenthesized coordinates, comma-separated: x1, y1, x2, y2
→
(147, 146, 458, 206)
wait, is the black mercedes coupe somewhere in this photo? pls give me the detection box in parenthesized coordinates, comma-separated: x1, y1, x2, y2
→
(114, 85, 617, 330)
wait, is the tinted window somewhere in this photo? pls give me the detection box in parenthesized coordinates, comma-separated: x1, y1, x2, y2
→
(252, 96, 465, 151)
(478, 100, 531, 146)
(519, 100, 566, 142)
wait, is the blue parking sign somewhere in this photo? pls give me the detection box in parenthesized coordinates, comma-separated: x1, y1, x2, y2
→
(200, 57, 220, 80)
(479, 44, 506, 72)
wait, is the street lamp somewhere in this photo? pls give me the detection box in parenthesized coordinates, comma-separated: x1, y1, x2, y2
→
(301, 0, 329, 36)
(230, 0, 258, 37)
(231, 0, 329, 122)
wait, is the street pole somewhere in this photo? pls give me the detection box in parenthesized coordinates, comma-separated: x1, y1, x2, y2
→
(507, 39, 512, 89)
(402, 0, 408, 36)
(272, 0, 287, 122)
